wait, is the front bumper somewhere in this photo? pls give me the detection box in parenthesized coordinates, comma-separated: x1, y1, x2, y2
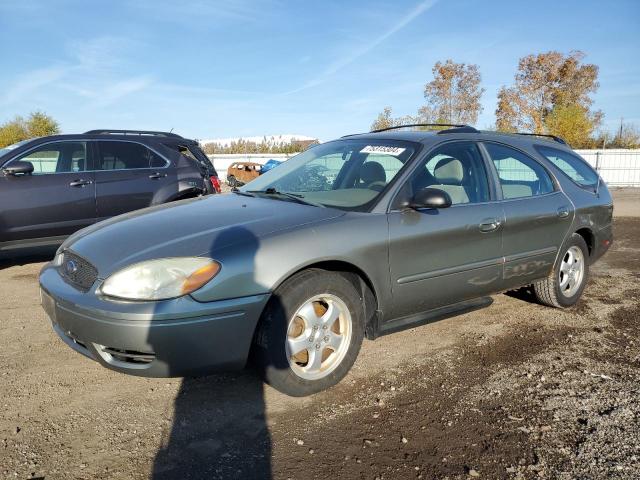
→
(39, 265, 269, 377)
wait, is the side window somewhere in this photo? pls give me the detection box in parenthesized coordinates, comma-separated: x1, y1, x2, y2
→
(97, 141, 167, 170)
(535, 146, 599, 190)
(398, 141, 490, 206)
(17, 142, 87, 174)
(149, 150, 168, 168)
(485, 143, 554, 199)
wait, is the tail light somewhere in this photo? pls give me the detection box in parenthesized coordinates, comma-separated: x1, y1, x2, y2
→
(209, 175, 221, 193)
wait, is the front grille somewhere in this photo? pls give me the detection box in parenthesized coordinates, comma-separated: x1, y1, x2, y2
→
(59, 251, 98, 291)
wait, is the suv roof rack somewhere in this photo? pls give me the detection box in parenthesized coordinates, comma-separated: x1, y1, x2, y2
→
(510, 132, 567, 145)
(85, 129, 183, 138)
(369, 123, 479, 134)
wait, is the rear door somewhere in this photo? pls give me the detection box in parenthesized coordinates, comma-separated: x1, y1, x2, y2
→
(0, 140, 95, 245)
(482, 142, 573, 288)
(93, 140, 176, 220)
(387, 141, 504, 319)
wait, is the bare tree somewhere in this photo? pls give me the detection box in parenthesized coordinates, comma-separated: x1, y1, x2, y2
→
(422, 60, 485, 125)
(371, 107, 395, 131)
(495, 51, 601, 136)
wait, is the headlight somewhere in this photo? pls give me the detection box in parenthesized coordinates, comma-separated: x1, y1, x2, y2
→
(100, 257, 220, 301)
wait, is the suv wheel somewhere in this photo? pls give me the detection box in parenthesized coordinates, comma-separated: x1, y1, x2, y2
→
(533, 233, 590, 308)
(252, 269, 364, 396)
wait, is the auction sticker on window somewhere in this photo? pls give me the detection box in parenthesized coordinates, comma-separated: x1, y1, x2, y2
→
(360, 145, 406, 156)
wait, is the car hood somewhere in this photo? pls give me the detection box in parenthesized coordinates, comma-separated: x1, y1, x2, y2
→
(65, 194, 345, 277)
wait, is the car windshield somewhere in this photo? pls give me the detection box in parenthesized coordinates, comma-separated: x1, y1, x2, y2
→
(240, 139, 419, 210)
(0, 139, 33, 158)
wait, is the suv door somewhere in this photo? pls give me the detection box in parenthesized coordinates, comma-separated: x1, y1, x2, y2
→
(482, 142, 573, 288)
(93, 141, 176, 220)
(0, 140, 95, 247)
(387, 141, 504, 320)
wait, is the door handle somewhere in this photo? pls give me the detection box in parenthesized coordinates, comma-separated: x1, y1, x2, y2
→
(149, 172, 167, 179)
(479, 218, 501, 232)
(557, 206, 570, 218)
(69, 179, 93, 187)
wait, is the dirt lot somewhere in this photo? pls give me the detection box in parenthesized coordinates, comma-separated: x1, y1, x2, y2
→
(1, 190, 638, 480)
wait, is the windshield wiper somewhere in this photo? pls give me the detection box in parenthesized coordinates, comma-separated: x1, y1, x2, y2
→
(231, 187, 256, 198)
(247, 188, 325, 208)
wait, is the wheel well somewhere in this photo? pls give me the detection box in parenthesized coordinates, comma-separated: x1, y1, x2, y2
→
(283, 261, 380, 339)
(575, 227, 595, 256)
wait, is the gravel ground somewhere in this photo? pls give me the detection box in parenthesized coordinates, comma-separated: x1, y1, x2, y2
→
(0, 190, 638, 480)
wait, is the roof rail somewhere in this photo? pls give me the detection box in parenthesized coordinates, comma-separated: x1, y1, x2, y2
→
(512, 132, 567, 145)
(84, 129, 183, 138)
(369, 123, 479, 134)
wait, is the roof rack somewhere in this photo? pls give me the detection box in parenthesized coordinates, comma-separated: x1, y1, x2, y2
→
(369, 123, 479, 134)
(511, 132, 567, 145)
(84, 129, 183, 138)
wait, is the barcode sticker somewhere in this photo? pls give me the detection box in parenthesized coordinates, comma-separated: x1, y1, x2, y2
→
(360, 145, 406, 156)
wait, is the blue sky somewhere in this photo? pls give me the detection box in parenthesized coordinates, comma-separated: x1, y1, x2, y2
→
(0, 0, 638, 141)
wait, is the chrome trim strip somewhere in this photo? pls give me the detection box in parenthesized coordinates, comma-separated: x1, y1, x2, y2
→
(397, 257, 503, 284)
(504, 246, 557, 263)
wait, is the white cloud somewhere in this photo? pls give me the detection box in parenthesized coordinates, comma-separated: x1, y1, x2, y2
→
(127, 0, 278, 24)
(282, 0, 439, 95)
(91, 76, 154, 107)
(0, 65, 66, 107)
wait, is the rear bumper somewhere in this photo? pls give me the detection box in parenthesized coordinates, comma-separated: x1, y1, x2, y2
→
(39, 265, 269, 377)
(591, 223, 613, 263)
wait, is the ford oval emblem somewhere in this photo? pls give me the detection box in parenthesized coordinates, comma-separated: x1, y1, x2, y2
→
(65, 259, 78, 275)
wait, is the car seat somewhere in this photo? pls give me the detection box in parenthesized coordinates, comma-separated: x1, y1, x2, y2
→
(359, 161, 386, 191)
(431, 157, 469, 204)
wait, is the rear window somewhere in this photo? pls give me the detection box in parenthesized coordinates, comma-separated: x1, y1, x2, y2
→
(166, 143, 217, 175)
(535, 146, 599, 191)
(97, 141, 167, 170)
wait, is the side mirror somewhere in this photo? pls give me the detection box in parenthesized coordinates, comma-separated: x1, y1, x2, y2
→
(406, 187, 452, 210)
(3, 160, 34, 176)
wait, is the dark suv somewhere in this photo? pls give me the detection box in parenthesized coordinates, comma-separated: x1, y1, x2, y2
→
(0, 130, 220, 252)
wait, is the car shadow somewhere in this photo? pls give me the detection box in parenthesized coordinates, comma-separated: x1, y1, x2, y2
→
(0, 246, 57, 270)
(504, 285, 540, 305)
(150, 226, 275, 479)
(152, 371, 272, 479)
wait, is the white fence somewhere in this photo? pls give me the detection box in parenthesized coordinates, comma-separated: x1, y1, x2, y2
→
(208, 154, 295, 182)
(209, 150, 640, 187)
(575, 149, 640, 187)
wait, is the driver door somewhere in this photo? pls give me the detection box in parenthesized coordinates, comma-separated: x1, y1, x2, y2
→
(0, 141, 95, 246)
(387, 141, 504, 320)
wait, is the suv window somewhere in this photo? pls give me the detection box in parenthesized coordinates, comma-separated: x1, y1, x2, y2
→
(165, 143, 217, 175)
(484, 143, 554, 199)
(16, 141, 87, 174)
(535, 146, 599, 190)
(397, 141, 490, 206)
(96, 141, 167, 170)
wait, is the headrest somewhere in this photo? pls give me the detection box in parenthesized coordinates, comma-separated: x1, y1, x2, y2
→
(360, 161, 386, 184)
(434, 157, 464, 184)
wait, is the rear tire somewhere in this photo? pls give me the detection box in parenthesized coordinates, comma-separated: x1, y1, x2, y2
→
(227, 175, 237, 187)
(252, 269, 365, 397)
(534, 233, 590, 308)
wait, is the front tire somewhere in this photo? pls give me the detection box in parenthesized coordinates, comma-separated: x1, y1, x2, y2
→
(533, 233, 590, 308)
(252, 269, 365, 397)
